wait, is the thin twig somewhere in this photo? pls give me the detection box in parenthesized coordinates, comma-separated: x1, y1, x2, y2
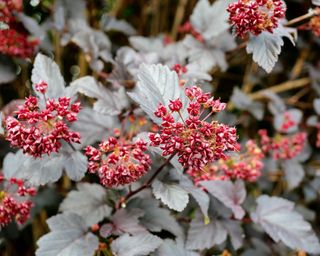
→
(228, 78, 310, 110)
(285, 9, 320, 27)
(115, 153, 176, 209)
(249, 78, 310, 100)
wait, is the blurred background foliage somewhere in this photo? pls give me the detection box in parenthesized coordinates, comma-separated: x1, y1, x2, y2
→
(0, 0, 320, 255)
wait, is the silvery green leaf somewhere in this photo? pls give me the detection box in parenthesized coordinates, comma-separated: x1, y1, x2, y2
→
(36, 213, 99, 256)
(152, 179, 189, 212)
(16, 13, 45, 39)
(0, 56, 16, 84)
(3, 150, 28, 179)
(179, 175, 209, 218)
(3, 150, 64, 186)
(162, 41, 189, 67)
(246, 25, 295, 73)
(3, 149, 86, 186)
(70, 76, 128, 115)
(312, 0, 320, 6)
(230, 87, 250, 109)
(186, 211, 227, 250)
(62, 151, 87, 181)
(101, 14, 136, 35)
(71, 107, 116, 147)
(231, 87, 264, 120)
(111, 208, 147, 235)
(108, 47, 135, 80)
(59, 183, 111, 227)
(200, 180, 246, 219)
(281, 160, 304, 190)
(53, 0, 65, 31)
(307, 115, 318, 127)
(273, 108, 302, 133)
(221, 220, 244, 250)
(263, 90, 286, 115)
(155, 239, 199, 256)
(183, 64, 212, 81)
(190, 0, 231, 40)
(111, 233, 162, 256)
(314, 98, 320, 115)
(94, 87, 129, 115)
(72, 30, 111, 71)
(128, 64, 188, 124)
(183, 35, 228, 72)
(31, 53, 65, 99)
(127, 198, 184, 239)
(129, 36, 164, 53)
(251, 195, 320, 253)
(108, 47, 159, 86)
(294, 141, 311, 162)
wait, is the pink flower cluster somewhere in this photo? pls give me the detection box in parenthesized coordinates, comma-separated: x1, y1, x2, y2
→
(0, 175, 36, 227)
(85, 138, 151, 187)
(149, 86, 239, 174)
(258, 129, 306, 160)
(0, 0, 22, 24)
(5, 81, 81, 158)
(227, 0, 286, 38)
(0, 0, 38, 58)
(178, 21, 204, 42)
(187, 140, 264, 183)
(280, 111, 296, 132)
(172, 64, 187, 77)
(0, 29, 39, 59)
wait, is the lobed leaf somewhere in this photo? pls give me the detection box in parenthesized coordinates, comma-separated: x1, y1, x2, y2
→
(246, 26, 295, 73)
(281, 159, 305, 190)
(152, 179, 189, 212)
(111, 208, 147, 235)
(186, 212, 227, 250)
(36, 213, 99, 256)
(128, 64, 188, 124)
(251, 195, 320, 253)
(111, 233, 162, 256)
(200, 180, 246, 219)
(31, 53, 65, 99)
(190, 0, 232, 40)
(59, 183, 111, 227)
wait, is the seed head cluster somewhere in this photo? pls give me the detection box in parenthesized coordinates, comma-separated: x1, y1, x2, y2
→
(5, 81, 81, 158)
(149, 86, 239, 174)
(258, 129, 306, 159)
(0, 175, 36, 228)
(227, 0, 286, 38)
(85, 138, 151, 187)
(0, 0, 39, 58)
(188, 140, 264, 183)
